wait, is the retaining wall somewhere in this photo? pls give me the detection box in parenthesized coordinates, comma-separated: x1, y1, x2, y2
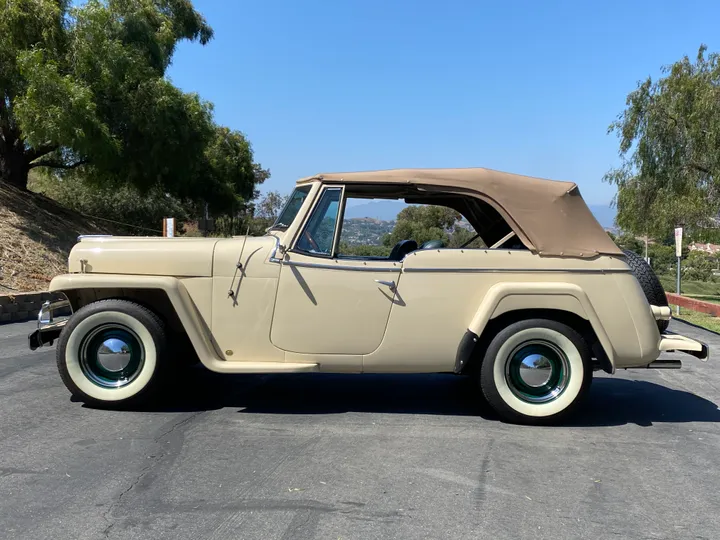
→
(0, 292, 68, 324)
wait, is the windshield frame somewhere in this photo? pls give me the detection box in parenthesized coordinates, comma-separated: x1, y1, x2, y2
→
(270, 185, 312, 231)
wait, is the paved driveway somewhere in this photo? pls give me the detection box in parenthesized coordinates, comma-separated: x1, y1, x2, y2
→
(1, 320, 719, 540)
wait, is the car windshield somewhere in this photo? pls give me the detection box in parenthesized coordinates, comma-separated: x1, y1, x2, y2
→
(271, 186, 311, 229)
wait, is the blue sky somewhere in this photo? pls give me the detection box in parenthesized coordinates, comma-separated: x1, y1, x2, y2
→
(167, 0, 719, 205)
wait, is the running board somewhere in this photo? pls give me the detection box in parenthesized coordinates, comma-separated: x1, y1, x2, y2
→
(210, 362, 320, 374)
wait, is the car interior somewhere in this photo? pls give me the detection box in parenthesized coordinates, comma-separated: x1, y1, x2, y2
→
(333, 184, 528, 261)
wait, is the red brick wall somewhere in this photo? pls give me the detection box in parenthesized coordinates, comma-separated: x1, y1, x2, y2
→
(666, 293, 720, 317)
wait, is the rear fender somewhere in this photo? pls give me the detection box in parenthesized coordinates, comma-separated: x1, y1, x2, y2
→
(464, 282, 616, 372)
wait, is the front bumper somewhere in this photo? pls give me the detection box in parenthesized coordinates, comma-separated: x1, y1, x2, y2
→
(28, 300, 71, 351)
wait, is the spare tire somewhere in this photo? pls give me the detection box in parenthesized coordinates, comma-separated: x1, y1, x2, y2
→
(622, 249, 669, 333)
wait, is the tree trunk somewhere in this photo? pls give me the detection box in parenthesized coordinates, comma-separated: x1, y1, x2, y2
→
(0, 147, 29, 190)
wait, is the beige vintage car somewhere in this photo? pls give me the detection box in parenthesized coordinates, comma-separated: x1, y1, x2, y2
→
(30, 168, 709, 424)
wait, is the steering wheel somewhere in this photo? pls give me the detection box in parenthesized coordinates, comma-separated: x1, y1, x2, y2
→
(303, 230, 320, 251)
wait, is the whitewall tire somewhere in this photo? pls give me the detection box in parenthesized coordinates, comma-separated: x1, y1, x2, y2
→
(56, 299, 167, 407)
(480, 319, 592, 424)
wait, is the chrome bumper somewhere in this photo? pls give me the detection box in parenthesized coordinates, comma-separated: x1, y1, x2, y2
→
(28, 300, 71, 350)
(659, 332, 709, 361)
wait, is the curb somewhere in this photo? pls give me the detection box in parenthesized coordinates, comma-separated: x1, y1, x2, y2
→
(665, 293, 720, 317)
(0, 292, 68, 324)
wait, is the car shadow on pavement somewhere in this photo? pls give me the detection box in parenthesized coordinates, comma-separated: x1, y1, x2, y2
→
(567, 377, 720, 427)
(153, 371, 496, 419)
(125, 369, 720, 427)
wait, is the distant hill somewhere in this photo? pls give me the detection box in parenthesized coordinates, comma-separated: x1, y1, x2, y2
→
(341, 218, 394, 245)
(344, 200, 407, 221)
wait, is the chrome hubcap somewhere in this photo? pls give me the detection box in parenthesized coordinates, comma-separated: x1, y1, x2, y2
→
(96, 338, 133, 372)
(518, 355, 554, 387)
(505, 340, 570, 403)
(79, 325, 145, 388)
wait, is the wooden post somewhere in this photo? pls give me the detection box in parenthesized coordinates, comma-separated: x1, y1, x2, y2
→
(163, 217, 175, 238)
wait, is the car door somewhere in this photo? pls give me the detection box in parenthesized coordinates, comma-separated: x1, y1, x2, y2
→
(270, 186, 401, 355)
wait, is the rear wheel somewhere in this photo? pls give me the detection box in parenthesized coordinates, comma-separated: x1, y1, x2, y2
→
(56, 299, 167, 407)
(479, 319, 592, 424)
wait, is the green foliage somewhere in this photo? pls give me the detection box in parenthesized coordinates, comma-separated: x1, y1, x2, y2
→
(683, 250, 718, 281)
(605, 45, 720, 239)
(647, 243, 676, 275)
(1, 0, 264, 212)
(28, 169, 195, 233)
(614, 233, 644, 255)
(659, 274, 720, 295)
(208, 191, 290, 238)
(338, 243, 391, 257)
(255, 191, 289, 220)
(382, 205, 476, 248)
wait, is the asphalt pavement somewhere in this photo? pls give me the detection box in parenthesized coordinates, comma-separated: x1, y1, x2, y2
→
(1, 319, 720, 540)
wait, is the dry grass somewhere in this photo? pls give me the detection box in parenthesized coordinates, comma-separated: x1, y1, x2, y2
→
(0, 181, 118, 293)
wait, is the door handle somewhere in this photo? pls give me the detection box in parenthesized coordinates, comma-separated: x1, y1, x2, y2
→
(374, 279, 396, 290)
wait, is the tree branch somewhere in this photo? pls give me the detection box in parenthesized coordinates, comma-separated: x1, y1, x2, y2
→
(25, 143, 59, 163)
(689, 162, 712, 174)
(29, 158, 88, 170)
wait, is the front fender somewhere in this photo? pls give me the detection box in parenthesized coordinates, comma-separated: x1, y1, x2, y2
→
(48, 274, 234, 372)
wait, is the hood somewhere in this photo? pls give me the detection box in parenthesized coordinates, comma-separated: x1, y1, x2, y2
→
(68, 236, 220, 277)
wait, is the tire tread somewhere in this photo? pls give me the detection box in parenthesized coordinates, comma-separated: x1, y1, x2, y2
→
(621, 249, 669, 333)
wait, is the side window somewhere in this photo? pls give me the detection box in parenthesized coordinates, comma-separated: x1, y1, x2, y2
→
(295, 188, 342, 256)
(336, 195, 487, 259)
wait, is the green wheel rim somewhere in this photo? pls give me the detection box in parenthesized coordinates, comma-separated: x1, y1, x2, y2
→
(504, 340, 570, 404)
(79, 324, 145, 389)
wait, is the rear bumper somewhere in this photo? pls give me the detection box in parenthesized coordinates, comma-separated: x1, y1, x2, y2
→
(28, 300, 71, 351)
(659, 332, 709, 361)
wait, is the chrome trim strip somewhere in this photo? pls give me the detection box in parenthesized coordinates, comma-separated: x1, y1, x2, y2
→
(402, 267, 631, 274)
(283, 260, 400, 272)
(77, 234, 113, 242)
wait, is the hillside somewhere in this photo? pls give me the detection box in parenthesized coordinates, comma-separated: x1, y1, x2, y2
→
(0, 182, 115, 293)
(341, 218, 395, 245)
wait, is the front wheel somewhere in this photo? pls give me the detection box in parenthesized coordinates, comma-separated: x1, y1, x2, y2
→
(479, 319, 592, 425)
(56, 299, 167, 407)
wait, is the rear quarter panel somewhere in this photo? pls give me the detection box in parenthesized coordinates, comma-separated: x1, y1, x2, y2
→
(363, 249, 655, 372)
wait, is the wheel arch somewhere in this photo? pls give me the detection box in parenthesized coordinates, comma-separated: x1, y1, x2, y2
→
(49, 274, 226, 370)
(455, 282, 616, 376)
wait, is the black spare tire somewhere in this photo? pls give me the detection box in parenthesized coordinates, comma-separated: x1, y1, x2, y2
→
(622, 249, 669, 333)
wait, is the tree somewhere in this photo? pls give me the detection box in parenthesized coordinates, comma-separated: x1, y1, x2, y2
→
(1, 0, 262, 212)
(614, 233, 643, 255)
(604, 45, 720, 240)
(382, 205, 482, 248)
(255, 191, 289, 220)
(683, 250, 717, 281)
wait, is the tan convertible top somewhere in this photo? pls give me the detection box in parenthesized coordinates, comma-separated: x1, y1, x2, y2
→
(297, 167, 622, 258)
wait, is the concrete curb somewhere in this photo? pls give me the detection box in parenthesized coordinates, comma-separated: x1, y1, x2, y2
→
(0, 292, 68, 324)
(666, 292, 720, 317)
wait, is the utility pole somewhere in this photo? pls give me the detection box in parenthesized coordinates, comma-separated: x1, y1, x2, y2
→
(675, 225, 683, 316)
